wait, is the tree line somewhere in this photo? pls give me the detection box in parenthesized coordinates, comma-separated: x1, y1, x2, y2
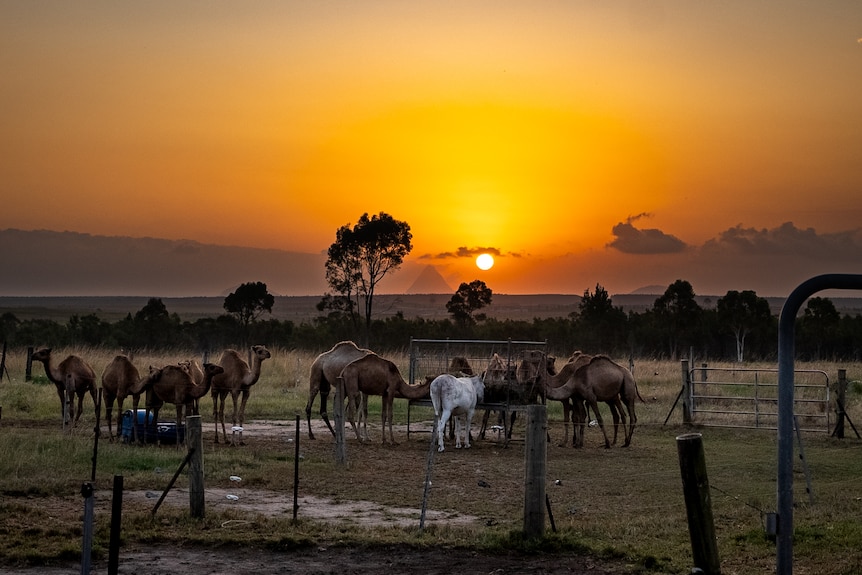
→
(1, 279, 860, 362)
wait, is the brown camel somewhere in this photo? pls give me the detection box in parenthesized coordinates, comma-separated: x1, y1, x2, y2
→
(211, 345, 272, 445)
(178, 359, 205, 414)
(337, 353, 432, 445)
(564, 352, 626, 447)
(100, 354, 142, 440)
(541, 354, 642, 448)
(30, 348, 97, 431)
(146, 363, 224, 446)
(305, 341, 373, 439)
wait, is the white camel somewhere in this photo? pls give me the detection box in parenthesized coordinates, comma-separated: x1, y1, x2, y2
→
(429, 373, 485, 452)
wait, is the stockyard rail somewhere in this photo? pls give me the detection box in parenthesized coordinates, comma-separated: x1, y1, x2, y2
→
(685, 363, 832, 433)
(405, 337, 547, 441)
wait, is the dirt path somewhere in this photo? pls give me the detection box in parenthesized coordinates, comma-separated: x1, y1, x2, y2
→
(4, 544, 629, 575)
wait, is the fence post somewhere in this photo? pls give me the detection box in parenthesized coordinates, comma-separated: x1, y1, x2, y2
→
(677, 433, 721, 575)
(334, 380, 346, 466)
(681, 360, 692, 425)
(523, 404, 547, 538)
(80, 482, 95, 575)
(108, 475, 123, 575)
(187, 416, 205, 518)
(833, 369, 847, 439)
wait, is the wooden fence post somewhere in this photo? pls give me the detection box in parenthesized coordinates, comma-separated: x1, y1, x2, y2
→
(523, 404, 547, 538)
(681, 360, 692, 425)
(833, 369, 847, 439)
(187, 416, 205, 518)
(677, 433, 721, 575)
(334, 380, 346, 466)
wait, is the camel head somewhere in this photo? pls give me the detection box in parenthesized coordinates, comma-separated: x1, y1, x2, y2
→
(251, 345, 272, 363)
(30, 348, 52, 364)
(192, 363, 223, 398)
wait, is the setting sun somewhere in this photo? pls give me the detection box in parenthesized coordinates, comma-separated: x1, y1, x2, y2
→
(476, 253, 494, 271)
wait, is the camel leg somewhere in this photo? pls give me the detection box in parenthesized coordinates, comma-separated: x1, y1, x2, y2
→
(105, 396, 116, 440)
(319, 386, 336, 438)
(346, 392, 363, 442)
(216, 394, 228, 444)
(237, 389, 251, 446)
(130, 394, 141, 444)
(212, 394, 221, 443)
(479, 409, 491, 439)
(304, 392, 317, 440)
(72, 389, 85, 430)
(560, 400, 571, 447)
(588, 401, 611, 448)
(228, 391, 240, 446)
(361, 392, 370, 442)
(573, 400, 587, 448)
(623, 401, 637, 447)
(385, 396, 398, 446)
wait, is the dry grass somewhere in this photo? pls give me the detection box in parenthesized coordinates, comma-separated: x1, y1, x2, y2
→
(1, 346, 862, 574)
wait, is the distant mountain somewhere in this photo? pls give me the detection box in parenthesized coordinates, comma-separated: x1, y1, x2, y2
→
(0, 229, 329, 297)
(629, 285, 666, 295)
(406, 265, 453, 294)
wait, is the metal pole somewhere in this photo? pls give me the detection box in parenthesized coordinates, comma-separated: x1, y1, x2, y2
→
(80, 482, 94, 575)
(293, 414, 300, 521)
(777, 274, 862, 575)
(108, 475, 123, 575)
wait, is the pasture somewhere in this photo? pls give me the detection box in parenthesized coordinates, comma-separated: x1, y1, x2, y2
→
(1, 345, 862, 574)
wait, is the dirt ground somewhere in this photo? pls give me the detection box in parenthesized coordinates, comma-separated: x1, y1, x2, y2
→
(2, 419, 634, 575)
(4, 544, 628, 575)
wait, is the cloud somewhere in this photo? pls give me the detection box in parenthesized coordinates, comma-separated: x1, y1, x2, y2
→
(701, 222, 862, 260)
(607, 214, 687, 254)
(420, 246, 505, 260)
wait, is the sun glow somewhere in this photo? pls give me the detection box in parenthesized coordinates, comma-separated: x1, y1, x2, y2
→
(476, 253, 494, 270)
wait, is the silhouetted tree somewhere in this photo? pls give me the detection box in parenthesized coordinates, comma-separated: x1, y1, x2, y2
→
(799, 296, 840, 360)
(323, 212, 412, 345)
(716, 290, 772, 362)
(653, 279, 702, 359)
(224, 281, 275, 345)
(574, 283, 628, 353)
(134, 297, 180, 349)
(446, 280, 493, 325)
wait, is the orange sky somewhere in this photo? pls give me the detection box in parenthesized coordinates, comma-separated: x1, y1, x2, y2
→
(2, 2, 861, 297)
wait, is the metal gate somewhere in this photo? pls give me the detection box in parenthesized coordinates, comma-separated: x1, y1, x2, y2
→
(406, 338, 547, 439)
(686, 364, 831, 432)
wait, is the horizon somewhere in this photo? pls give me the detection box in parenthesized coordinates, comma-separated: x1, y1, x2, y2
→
(2, 4, 861, 298)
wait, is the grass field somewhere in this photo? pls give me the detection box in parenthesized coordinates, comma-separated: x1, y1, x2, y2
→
(1, 345, 861, 574)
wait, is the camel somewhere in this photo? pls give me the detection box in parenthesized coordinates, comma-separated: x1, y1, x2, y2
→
(211, 344, 272, 445)
(337, 353, 432, 445)
(564, 352, 626, 447)
(100, 354, 142, 440)
(146, 363, 224, 446)
(478, 353, 515, 439)
(178, 359, 205, 414)
(478, 352, 553, 440)
(305, 341, 373, 440)
(430, 373, 485, 452)
(540, 354, 642, 448)
(30, 348, 97, 431)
